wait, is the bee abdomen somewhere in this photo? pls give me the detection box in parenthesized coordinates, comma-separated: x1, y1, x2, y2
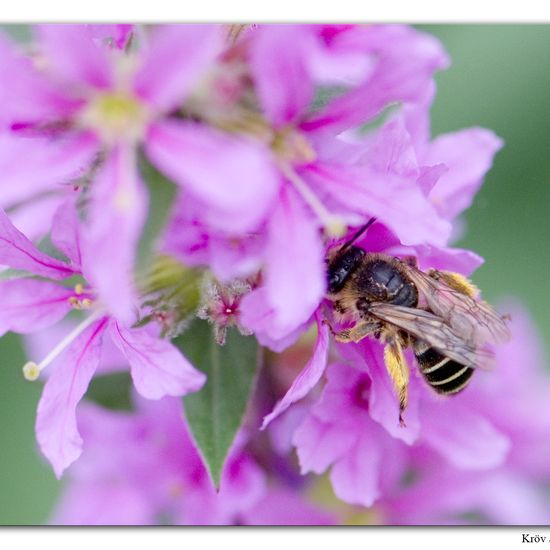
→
(415, 346, 473, 395)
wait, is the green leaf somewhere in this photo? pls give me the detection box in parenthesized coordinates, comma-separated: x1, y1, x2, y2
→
(174, 319, 260, 488)
(137, 156, 177, 278)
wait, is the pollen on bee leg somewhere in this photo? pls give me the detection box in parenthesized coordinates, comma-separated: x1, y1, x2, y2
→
(429, 269, 479, 298)
(22, 362, 40, 381)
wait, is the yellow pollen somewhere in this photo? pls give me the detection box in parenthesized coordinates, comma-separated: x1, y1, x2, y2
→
(81, 298, 93, 309)
(325, 217, 347, 238)
(68, 296, 81, 309)
(272, 128, 317, 165)
(74, 283, 84, 295)
(80, 91, 149, 144)
(23, 362, 40, 381)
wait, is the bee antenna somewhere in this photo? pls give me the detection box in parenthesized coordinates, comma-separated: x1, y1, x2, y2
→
(339, 217, 377, 253)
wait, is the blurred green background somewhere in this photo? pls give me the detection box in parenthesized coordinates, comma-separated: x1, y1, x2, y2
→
(0, 24, 549, 524)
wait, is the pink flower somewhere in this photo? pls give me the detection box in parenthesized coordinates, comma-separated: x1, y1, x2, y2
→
(256, 85, 502, 426)
(166, 24, 452, 346)
(286, 305, 550, 524)
(0, 201, 204, 477)
(51, 397, 335, 525)
(0, 24, 279, 322)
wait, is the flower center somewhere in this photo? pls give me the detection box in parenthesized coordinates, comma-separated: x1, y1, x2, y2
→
(272, 127, 317, 166)
(68, 283, 95, 310)
(197, 277, 252, 345)
(80, 91, 149, 144)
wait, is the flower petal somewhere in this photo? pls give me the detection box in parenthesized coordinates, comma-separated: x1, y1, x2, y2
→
(421, 395, 510, 470)
(240, 287, 309, 352)
(363, 115, 419, 180)
(293, 412, 355, 475)
(0, 131, 98, 207)
(243, 488, 336, 525)
(425, 128, 504, 219)
(146, 120, 279, 232)
(0, 32, 79, 125)
(35, 24, 114, 90)
(305, 25, 449, 132)
(9, 193, 66, 242)
(0, 278, 73, 337)
(51, 481, 154, 525)
(134, 24, 222, 112)
(109, 323, 206, 399)
(0, 206, 75, 279)
(329, 432, 382, 507)
(51, 198, 82, 268)
(303, 25, 375, 86)
(36, 318, 107, 478)
(305, 163, 451, 247)
(387, 243, 484, 276)
(249, 25, 313, 127)
(262, 185, 325, 335)
(81, 146, 147, 325)
(261, 312, 329, 429)
(162, 194, 264, 282)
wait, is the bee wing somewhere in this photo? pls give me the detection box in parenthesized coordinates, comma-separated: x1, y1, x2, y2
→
(368, 303, 495, 369)
(406, 268, 511, 346)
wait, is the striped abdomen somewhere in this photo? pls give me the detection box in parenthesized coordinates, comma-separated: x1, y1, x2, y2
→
(414, 344, 474, 395)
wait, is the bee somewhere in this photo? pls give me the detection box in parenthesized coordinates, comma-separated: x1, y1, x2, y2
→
(326, 218, 511, 425)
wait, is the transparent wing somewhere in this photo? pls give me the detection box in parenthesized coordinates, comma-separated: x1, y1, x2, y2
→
(406, 268, 511, 346)
(368, 303, 495, 369)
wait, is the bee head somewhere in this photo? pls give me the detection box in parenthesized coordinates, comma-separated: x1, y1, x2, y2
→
(325, 217, 376, 294)
(326, 245, 365, 294)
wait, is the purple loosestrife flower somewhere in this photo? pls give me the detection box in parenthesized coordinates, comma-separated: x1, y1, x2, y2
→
(0, 201, 204, 477)
(163, 24, 452, 347)
(282, 308, 547, 522)
(0, 24, 278, 322)
(291, 344, 509, 509)
(257, 100, 502, 429)
(51, 397, 335, 525)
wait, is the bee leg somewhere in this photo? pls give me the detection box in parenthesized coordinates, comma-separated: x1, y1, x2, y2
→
(332, 321, 380, 344)
(383, 335, 409, 427)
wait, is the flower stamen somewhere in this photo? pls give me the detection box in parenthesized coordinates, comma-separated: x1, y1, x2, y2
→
(22, 309, 105, 381)
(279, 163, 346, 238)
